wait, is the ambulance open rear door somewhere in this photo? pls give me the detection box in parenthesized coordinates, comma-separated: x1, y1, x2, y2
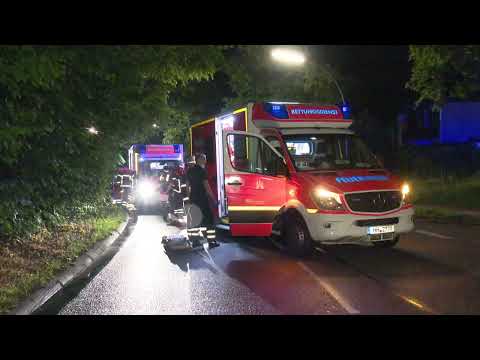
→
(221, 130, 288, 237)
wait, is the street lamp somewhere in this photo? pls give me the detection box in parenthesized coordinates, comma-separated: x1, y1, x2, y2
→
(153, 123, 158, 128)
(270, 46, 346, 104)
(87, 126, 99, 135)
(271, 48, 306, 66)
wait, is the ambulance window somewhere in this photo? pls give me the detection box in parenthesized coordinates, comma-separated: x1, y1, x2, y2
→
(286, 142, 312, 155)
(227, 134, 283, 175)
(227, 134, 259, 173)
(266, 137, 284, 155)
(263, 142, 287, 176)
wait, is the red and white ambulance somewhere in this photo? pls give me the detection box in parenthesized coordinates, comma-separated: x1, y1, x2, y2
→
(190, 102, 414, 256)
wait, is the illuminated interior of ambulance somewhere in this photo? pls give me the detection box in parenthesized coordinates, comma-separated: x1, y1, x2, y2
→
(282, 133, 382, 171)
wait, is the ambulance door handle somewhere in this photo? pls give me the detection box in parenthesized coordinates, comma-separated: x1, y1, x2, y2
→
(227, 180, 242, 185)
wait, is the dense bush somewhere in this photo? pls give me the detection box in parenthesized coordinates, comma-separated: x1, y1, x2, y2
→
(0, 46, 225, 238)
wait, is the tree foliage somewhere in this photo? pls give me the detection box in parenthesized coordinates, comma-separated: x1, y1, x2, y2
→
(221, 45, 341, 109)
(0, 45, 225, 237)
(407, 45, 480, 107)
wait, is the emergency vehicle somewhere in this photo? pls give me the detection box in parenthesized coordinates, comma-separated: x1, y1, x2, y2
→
(112, 167, 135, 203)
(190, 102, 414, 256)
(128, 144, 184, 211)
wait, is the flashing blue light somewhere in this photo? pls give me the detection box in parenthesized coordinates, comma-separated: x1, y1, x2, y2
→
(265, 103, 289, 119)
(475, 142, 480, 149)
(339, 102, 351, 120)
(173, 144, 183, 153)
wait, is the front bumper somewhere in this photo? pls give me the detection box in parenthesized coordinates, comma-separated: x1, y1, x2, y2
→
(134, 192, 169, 206)
(302, 207, 415, 245)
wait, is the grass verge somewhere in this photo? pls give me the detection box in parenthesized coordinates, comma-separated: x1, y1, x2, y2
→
(414, 205, 480, 225)
(410, 177, 480, 210)
(0, 206, 126, 314)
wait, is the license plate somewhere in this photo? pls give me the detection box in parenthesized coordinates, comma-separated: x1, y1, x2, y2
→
(368, 225, 394, 235)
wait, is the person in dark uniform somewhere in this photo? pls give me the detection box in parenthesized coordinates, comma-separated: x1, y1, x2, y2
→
(186, 153, 219, 248)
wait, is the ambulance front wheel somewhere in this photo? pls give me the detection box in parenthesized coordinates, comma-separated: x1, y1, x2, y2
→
(285, 214, 313, 258)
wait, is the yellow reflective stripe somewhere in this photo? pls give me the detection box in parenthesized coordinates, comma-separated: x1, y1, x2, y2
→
(306, 209, 319, 214)
(228, 206, 280, 211)
(191, 118, 215, 128)
(233, 107, 247, 114)
(189, 127, 193, 156)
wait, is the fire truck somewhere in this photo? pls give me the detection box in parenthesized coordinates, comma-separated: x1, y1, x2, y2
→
(128, 144, 184, 212)
(190, 102, 414, 256)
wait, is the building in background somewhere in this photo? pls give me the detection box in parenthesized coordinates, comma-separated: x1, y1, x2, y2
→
(400, 102, 480, 147)
(396, 101, 480, 177)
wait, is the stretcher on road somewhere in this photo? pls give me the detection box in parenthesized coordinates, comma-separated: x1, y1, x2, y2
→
(162, 228, 218, 252)
(162, 196, 219, 252)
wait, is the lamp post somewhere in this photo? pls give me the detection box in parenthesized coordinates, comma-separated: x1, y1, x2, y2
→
(270, 46, 346, 104)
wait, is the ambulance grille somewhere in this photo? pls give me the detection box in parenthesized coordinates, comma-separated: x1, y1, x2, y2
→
(345, 191, 402, 213)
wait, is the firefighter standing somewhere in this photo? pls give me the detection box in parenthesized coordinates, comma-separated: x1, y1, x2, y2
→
(186, 153, 219, 248)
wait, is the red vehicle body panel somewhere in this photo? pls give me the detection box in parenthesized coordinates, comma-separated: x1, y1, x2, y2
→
(190, 102, 409, 238)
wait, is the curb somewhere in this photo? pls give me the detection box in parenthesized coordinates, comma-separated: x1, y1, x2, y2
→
(10, 210, 136, 315)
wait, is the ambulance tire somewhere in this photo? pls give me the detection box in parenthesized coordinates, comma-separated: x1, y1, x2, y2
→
(285, 213, 313, 258)
(373, 235, 400, 248)
(269, 215, 284, 245)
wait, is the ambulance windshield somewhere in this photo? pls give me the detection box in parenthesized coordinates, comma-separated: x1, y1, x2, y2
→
(283, 134, 381, 171)
(142, 160, 181, 176)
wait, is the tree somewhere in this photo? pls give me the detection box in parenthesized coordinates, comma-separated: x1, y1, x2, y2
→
(407, 45, 480, 107)
(160, 45, 412, 158)
(221, 45, 341, 109)
(159, 108, 192, 151)
(0, 45, 226, 237)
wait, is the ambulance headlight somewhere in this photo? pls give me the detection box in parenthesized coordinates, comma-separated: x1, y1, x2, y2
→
(401, 183, 411, 205)
(312, 188, 345, 211)
(137, 180, 155, 199)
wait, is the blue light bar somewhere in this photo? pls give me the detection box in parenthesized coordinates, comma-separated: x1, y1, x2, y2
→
(339, 102, 351, 119)
(264, 103, 289, 119)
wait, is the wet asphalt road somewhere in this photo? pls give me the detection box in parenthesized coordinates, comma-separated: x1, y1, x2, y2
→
(38, 214, 480, 315)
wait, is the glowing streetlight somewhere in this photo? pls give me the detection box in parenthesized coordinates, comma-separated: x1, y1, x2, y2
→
(271, 46, 346, 104)
(153, 123, 158, 128)
(271, 48, 306, 66)
(87, 126, 99, 135)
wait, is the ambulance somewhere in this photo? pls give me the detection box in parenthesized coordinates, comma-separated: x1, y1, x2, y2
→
(128, 144, 184, 212)
(190, 102, 414, 256)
